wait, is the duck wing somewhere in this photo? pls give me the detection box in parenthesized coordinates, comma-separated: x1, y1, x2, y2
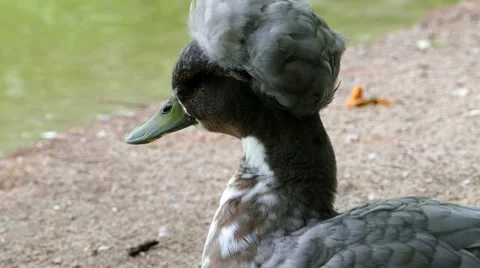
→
(275, 197, 480, 268)
(188, 0, 345, 117)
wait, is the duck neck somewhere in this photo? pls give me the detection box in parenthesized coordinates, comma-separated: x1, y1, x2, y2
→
(252, 113, 337, 213)
(201, 113, 337, 267)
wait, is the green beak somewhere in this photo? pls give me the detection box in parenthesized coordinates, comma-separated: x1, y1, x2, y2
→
(125, 96, 195, 145)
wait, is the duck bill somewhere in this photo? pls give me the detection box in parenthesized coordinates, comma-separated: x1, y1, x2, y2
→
(125, 96, 195, 145)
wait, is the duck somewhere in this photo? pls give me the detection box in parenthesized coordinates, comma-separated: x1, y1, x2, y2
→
(125, 0, 480, 267)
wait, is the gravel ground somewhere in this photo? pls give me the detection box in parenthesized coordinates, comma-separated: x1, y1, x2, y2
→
(1, 1, 479, 267)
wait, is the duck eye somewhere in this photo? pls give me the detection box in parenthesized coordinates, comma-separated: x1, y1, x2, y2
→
(161, 102, 173, 114)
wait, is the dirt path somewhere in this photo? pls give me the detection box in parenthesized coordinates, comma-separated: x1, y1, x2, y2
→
(1, 1, 479, 267)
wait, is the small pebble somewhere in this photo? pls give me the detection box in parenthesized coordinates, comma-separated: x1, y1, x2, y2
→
(169, 200, 179, 209)
(416, 39, 431, 50)
(341, 181, 355, 191)
(452, 88, 469, 97)
(344, 134, 360, 144)
(467, 109, 480, 117)
(158, 226, 170, 238)
(52, 257, 62, 265)
(41, 131, 57, 139)
(460, 179, 470, 188)
(97, 245, 112, 251)
(96, 131, 107, 138)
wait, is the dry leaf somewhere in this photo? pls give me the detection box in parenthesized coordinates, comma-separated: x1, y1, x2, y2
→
(345, 85, 393, 108)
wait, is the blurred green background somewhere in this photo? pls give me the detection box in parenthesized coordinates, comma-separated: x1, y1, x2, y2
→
(0, 0, 457, 156)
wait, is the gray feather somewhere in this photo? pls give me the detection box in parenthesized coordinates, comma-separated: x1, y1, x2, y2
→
(189, 0, 346, 117)
(268, 197, 480, 267)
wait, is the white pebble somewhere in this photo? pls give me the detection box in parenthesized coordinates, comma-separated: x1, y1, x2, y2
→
(467, 109, 480, 117)
(158, 226, 170, 238)
(344, 134, 360, 143)
(96, 131, 107, 138)
(41, 131, 57, 139)
(52, 257, 62, 264)
(416, 39, 431, 50)
(169, 200, 179, 209)
(97, 245, 112, 251)
(452, 88, 469, 97)
(460, 179, 470, 187)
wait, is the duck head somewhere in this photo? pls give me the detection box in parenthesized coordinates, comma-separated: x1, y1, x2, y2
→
(125, 41, 271, 144)
(125, 40, 338, 216)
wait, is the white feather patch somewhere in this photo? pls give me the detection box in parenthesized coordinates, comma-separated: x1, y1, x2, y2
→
(218, 223, 241, 258)
(175, 96, 192, 117)
(241, 136, 274, 176)
(220, 185, 246, 206)
(257, 193, 280, 207)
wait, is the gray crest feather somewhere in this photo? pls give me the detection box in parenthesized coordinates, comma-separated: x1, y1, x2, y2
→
(189, 0, 346, 117)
